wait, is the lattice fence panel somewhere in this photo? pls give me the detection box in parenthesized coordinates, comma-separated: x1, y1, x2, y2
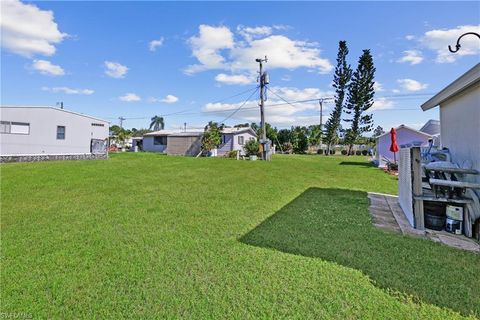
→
(398, 148, 414, 226)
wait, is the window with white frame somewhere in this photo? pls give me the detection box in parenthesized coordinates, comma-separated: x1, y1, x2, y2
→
(11, 122, 30, 134)
(0, 121, 30, 134)
(57, 126, 66, 140)
(238, 135, 244, 145)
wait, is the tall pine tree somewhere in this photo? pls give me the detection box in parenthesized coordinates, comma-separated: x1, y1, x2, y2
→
(344, 49, 376, 154)
(324, 41, 352, 155)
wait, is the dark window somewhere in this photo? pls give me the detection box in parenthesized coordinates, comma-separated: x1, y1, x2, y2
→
(238, 136, 245, 145)
(57, 126, 66, 140)
(153, 136, 167, 145)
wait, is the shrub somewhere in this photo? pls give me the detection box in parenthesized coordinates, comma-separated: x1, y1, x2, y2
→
(341, 150, 348, 155)
(244, 139, 260, 157)
(355, 150, 362, 156)
(282, 142, 293, 154)
(361, 150, 368, 156)
(317, 149, 323, 155)
(226, 150, 238, 158)
(388, 162, 399, 171)
(202, 122, 222, 151)
(330, 150, 335, 155)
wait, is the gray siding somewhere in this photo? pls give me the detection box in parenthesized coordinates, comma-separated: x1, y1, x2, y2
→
(0, 107, 109, 155)
(166, 136, 202, 156)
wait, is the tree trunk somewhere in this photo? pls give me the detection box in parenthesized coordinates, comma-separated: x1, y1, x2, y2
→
(326, 144, 331, 156)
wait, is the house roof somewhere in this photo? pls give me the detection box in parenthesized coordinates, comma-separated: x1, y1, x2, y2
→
(221, 127, 257, 136)
(144, 127, 257, 137)
(419, 119, 440, 135)
(143, 130, 178, 136)
(376, 124, 433, 140)
(0, 105, 110, 123)
(144, 130, 203, 137)
(421, 63, 480, 111)
(168, 132, 203, 137)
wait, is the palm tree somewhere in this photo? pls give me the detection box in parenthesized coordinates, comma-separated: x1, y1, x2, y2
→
(149, 116, 165, 131)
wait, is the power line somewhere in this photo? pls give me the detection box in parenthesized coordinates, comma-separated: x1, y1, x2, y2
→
(219, 87, 260, 123)
(110, 86, 260, 121)
(104, 92, 435, 122)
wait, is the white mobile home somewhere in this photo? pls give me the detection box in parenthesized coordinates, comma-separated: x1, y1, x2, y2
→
(217, 127, 257, 156)
(376, 124, 432, 167)
(0, 106, 109, 160)
(421, 63, 480, 188)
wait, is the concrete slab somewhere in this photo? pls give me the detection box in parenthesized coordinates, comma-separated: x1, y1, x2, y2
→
(367, 192, 480, 253)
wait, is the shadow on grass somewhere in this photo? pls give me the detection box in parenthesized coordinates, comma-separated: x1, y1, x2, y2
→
(339, 161, 374, 167)
(240, 188, 479, 317)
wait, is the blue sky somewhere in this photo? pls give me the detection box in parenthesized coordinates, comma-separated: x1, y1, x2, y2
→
(1, 1, 479, 132)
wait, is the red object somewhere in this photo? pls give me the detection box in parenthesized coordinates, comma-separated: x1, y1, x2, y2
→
(390, 127, 399, 163)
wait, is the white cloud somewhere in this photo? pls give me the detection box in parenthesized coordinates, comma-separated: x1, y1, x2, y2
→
(237, 25, 272, 41)
(373, 81, 384, 92)
(397, 79, 428, 92)
(202, 86, 333, 126)
(148, 95, 179, 103)
(397, 50, 424, 65)
(419, 25, 480, 63)
(104, 61, 128, 78)
(1, 0, 67, 57)
(215, 73, 254, 85)
(185, 24, 333, 75)
(161, 95, 179, 103)
(185, 25, 235, 74)
(31, 59, 64, 76)
(149, 38, 164, 51)
(119, 93, 141, 102)
(230, 35, 333, 74)
(42, 86, 94, 95)
(371, 98, 395, 111)
(405, 35, 416, 41)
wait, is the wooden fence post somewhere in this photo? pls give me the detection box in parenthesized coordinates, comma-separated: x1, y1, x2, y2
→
(411, 147, 425, 230)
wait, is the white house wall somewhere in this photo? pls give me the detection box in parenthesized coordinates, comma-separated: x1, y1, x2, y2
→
(377, 128, 431, 167)
(217, 132, 256, 155)
(440, 83, 480, 185)
(0, 107, 108, 155)
(143, 136, 167, 152)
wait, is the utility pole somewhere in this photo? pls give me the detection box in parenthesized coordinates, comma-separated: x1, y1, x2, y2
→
(319, 99, 323, 148)
(256, 56, 269, 160)
(119, 116, 126, 128)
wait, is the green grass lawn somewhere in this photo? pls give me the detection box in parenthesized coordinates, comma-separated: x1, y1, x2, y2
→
(1, 153, 479, 319)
